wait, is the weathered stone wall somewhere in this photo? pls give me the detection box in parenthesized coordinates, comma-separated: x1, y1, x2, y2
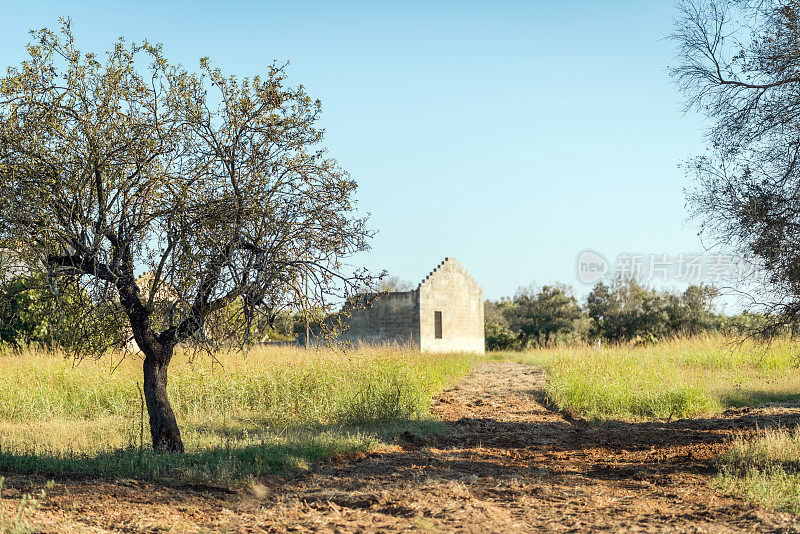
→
(418, 258, 485, 354)
(334, 290, 420, 347)
(332, 257, 485, 353)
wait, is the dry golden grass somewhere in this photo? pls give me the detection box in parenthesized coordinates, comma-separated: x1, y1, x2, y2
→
(500, 335, 800, 420)
(0, 344, 482, 484)
(716, 426, 800, 516)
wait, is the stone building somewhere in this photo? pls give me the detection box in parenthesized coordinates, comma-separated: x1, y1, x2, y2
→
(334, 257, 484, 353)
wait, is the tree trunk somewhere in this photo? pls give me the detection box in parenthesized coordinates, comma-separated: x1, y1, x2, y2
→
(142, 349, 184, 453)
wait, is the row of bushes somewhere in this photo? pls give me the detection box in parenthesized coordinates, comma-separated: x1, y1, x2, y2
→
(485, 279, 764, 351)
(0, 273, 773, 354)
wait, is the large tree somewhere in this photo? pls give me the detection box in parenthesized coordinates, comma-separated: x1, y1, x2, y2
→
(672, 0, 800, 329)
(510, 284, 582, 347)
(0, 20, 374, 452)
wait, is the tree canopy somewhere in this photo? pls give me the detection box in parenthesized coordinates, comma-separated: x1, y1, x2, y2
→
(0, 20, 375, 451)
(484, 280, 722, 350)
(672, 0, 800, 329)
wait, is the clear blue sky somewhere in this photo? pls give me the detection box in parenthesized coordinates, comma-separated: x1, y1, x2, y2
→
(0, 1, 712, 302)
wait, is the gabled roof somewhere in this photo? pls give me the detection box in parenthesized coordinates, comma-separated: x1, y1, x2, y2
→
(417, 257, 481, 292)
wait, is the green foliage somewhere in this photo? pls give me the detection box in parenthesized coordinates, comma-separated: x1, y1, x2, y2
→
(377, 275, 414, 292)
(484, 298, 518, 351)
(587, 280, 666, 343)
(485, 320, 517, 351)
(510, 284, 583, 348)
(672, 0, 800, 333)
(485, 280, 726, 351)
(485, 285, 586, 350)
(669, 284, 720, 334)
(0, 274, 121, 351)
(715, 426, 800, 517)
(519, 335, 800, 421)
(586, 279, 721, 344)
(266, 310, 299, 341)
(0, 346, 482, 483)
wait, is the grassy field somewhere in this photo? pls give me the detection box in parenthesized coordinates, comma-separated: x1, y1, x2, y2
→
(503, 335, 800, 518)
(0, 345, 482, 485)
(715, 427, 800, 516)
(714, 428, 800, 515)
(503, 335, 800, 421)
(6, 334, 800, 507)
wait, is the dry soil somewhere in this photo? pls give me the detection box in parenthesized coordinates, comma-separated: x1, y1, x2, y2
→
(5, 361, 800, 532)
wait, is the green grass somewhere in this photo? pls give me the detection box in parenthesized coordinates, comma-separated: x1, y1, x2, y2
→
(715, 426, 800, 516)
(501, 336, 800, 517)
(0, 345, 483, 485)
(504, 335, 800, 421)
(8, 335, 800, 489)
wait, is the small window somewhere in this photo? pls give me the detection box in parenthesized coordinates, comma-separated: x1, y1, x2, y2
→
(434, 311, 443, 339)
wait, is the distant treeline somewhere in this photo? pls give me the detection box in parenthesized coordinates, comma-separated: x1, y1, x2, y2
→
(0, 271, 777, 352)
(485, 280, 771, 351)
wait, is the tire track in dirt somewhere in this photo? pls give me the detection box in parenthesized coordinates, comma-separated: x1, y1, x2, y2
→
(9, 361, 800, 532)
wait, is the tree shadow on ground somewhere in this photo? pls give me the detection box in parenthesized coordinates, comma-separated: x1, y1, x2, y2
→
(415, 404, 800, 484)
(0, 418, 442, 485)
(717, 389, 800, 410)
(4, 395, 800, 491)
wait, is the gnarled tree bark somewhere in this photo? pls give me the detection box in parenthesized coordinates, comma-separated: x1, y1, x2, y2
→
(142, 348, 183, 453)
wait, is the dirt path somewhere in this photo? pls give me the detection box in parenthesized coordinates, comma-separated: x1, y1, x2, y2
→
(9, 361, 800, 532)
